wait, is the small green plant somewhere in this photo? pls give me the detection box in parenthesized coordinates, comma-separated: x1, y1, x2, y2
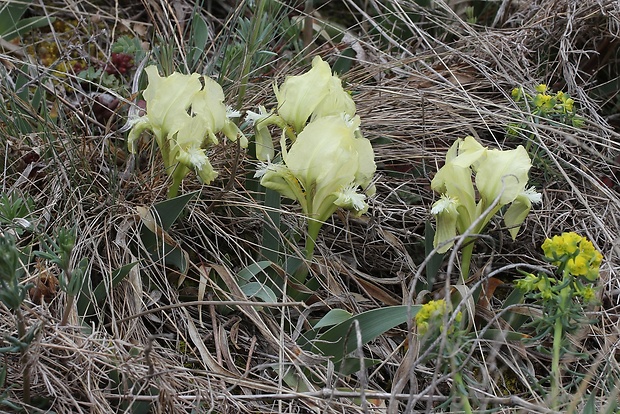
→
(0, 193, 39, 405)
(77, 67, 121, 90)
(515, 232, 602, 409)
(111, 35, 146, 64)
(509, 84, 585, 135)
(36, 228, 88, 326)
(216, 0, 301, 95)
(0, 193, 35, 236)
(0, 233, 36, 405)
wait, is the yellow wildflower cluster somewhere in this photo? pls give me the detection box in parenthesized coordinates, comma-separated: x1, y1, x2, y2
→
(510, 84, 583, 130)
(512, 84, 575, 114)
(542, 232, 603, 281)
(532, 84, 574, 113)
(554, 91, 574, 113)
(415, 299, 462, 337)
(531, 84, 553, 110)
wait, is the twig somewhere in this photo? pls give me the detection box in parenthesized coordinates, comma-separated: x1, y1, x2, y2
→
(104, 300, 306, 328)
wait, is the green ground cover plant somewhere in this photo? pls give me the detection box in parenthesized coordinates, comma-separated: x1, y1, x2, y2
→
(1, 0, 620, 412)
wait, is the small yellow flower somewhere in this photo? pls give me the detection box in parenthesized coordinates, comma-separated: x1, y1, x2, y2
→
(515, 273, 539, 292)
(580, 286, 596, 303)
(516, 273, 554, 298)
(415, 299, 461, 337)
(555, 91, 575, 113)
(542, 233, 575, 258)
(511, 87, 523, 101)
(563, 98, 574, 112)
(533, 93, 553, 109)
(416, 300, 447, 336)
(566, 254, 588, 277)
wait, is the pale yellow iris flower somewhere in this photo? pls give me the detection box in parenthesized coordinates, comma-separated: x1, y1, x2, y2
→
(246, 56, 356, 162)
(127, 66, 246, 196)
(431, 136, 541, 253)
(257, 114, 375, 222)
(274, 56, 356, 134)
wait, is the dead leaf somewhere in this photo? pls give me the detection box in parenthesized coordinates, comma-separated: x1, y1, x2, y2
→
(29, 261, 59, 304)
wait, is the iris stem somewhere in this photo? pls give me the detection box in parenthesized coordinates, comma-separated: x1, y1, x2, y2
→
(550, 314, 563, 409)
(168, 178, 181, 199)
(460, 239, 474, 283)
(168, 164, 188, 199)
(305, 219, 322, 261)
(291, 219, 322, 288)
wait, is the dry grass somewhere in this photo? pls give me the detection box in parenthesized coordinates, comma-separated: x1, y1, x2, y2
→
(2, 0, 620, 412)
